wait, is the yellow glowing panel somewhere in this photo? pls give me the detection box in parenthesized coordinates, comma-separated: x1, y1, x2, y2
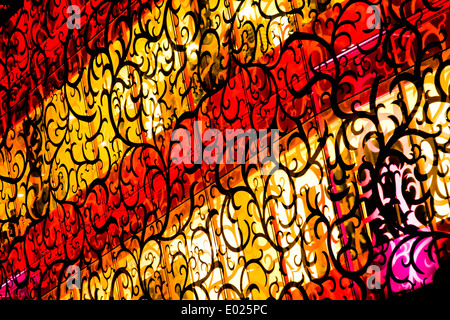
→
(205, 183, 250, 299)
(140, 239, 171, 300)
(403, 66, 450, 223)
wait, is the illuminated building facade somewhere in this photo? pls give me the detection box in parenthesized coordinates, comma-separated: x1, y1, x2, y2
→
(0, 0, 449, 299)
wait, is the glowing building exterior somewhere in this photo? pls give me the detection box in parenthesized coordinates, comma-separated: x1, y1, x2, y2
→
(0, 0, 449, 299)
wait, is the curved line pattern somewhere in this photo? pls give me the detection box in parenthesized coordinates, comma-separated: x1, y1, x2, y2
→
(0, 0, 449, 300)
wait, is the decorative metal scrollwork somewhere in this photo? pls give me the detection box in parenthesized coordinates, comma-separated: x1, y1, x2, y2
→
(0, 0, 449, 300)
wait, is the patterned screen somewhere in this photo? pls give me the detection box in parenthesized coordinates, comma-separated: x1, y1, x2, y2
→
(0, 0, 449, 299)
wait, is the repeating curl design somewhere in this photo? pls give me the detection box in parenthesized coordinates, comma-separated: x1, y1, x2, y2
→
(0, 0, 449, 300)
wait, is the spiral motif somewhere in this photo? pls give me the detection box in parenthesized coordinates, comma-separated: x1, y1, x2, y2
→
(0, 0, 449, 300)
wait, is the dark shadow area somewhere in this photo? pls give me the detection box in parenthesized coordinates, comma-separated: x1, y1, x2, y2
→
(394, 259, 450, 299)
(0, 0, 24, 26)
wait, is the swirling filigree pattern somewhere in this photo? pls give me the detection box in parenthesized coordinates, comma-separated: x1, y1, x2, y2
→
(0, 0, 449, 300)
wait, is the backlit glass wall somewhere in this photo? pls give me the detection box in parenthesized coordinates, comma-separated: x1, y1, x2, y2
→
(0, 0, 449, 299)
